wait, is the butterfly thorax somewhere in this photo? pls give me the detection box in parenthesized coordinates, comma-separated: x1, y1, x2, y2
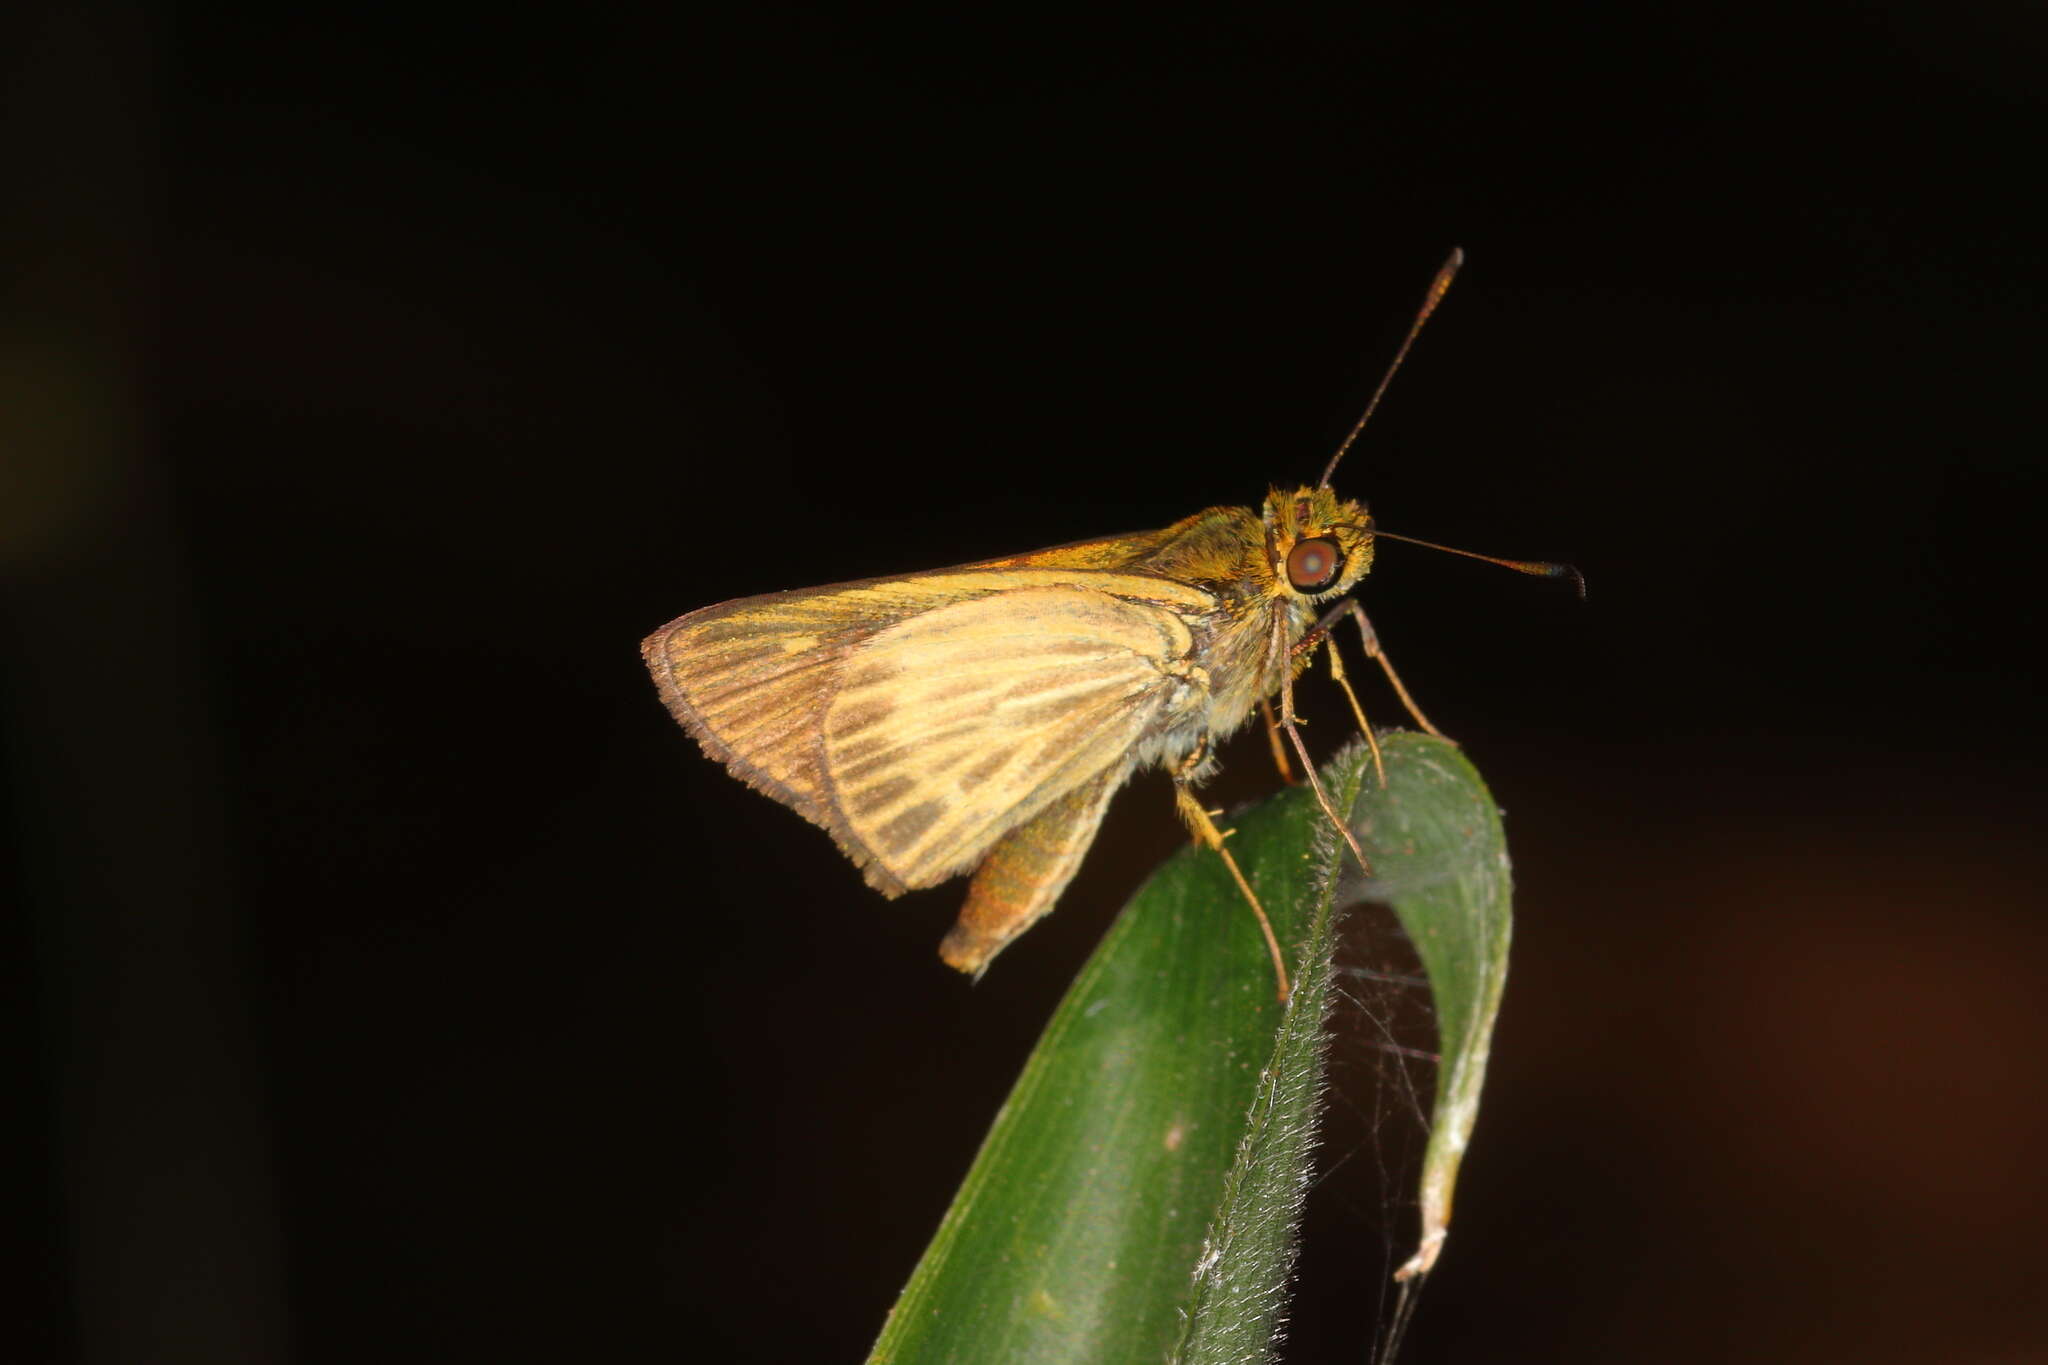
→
(1085, 486, 1375, 775)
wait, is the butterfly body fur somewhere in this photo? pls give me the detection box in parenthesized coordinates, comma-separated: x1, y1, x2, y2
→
(640, 484, 1374, 977)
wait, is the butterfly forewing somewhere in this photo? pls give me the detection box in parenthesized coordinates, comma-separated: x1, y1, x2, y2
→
(825, 585, 1199, 887)
(642, 565, 1222, 896)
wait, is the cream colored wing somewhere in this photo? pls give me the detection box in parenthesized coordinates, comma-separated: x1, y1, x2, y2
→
(824, 585, 1202, 889)
(642, 577, 1210, 895)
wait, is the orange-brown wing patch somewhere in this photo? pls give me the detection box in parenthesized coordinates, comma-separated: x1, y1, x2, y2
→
(937, 765, 1124, 976)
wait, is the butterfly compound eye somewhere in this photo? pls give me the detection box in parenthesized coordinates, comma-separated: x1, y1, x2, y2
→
(1285, 537, 1342, 591)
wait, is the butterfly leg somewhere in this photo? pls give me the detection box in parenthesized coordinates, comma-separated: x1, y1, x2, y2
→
(1335, 600, 1448, 739)
(1257, 697, 1298, 785)
(1293, 602, 1382, 774)
(1315, 628, 1386, 787)
(1271, 615, 1375, 879)
(1171, 739, 1292, 1002)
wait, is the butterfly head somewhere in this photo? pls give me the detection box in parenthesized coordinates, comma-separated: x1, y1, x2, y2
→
(1263, 485, 1374, 603)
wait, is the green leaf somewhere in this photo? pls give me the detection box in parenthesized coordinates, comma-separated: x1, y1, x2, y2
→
(867, 733, 1510, 1364)
(1348, 733, 1514, 1284)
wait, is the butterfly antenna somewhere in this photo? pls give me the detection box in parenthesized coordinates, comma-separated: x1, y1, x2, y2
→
(1372, 529, 1586, 598)
(1319, 248, 1464, 488)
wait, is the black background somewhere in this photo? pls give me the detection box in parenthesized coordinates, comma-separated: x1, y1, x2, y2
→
(9, 3, 2046, 1362)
